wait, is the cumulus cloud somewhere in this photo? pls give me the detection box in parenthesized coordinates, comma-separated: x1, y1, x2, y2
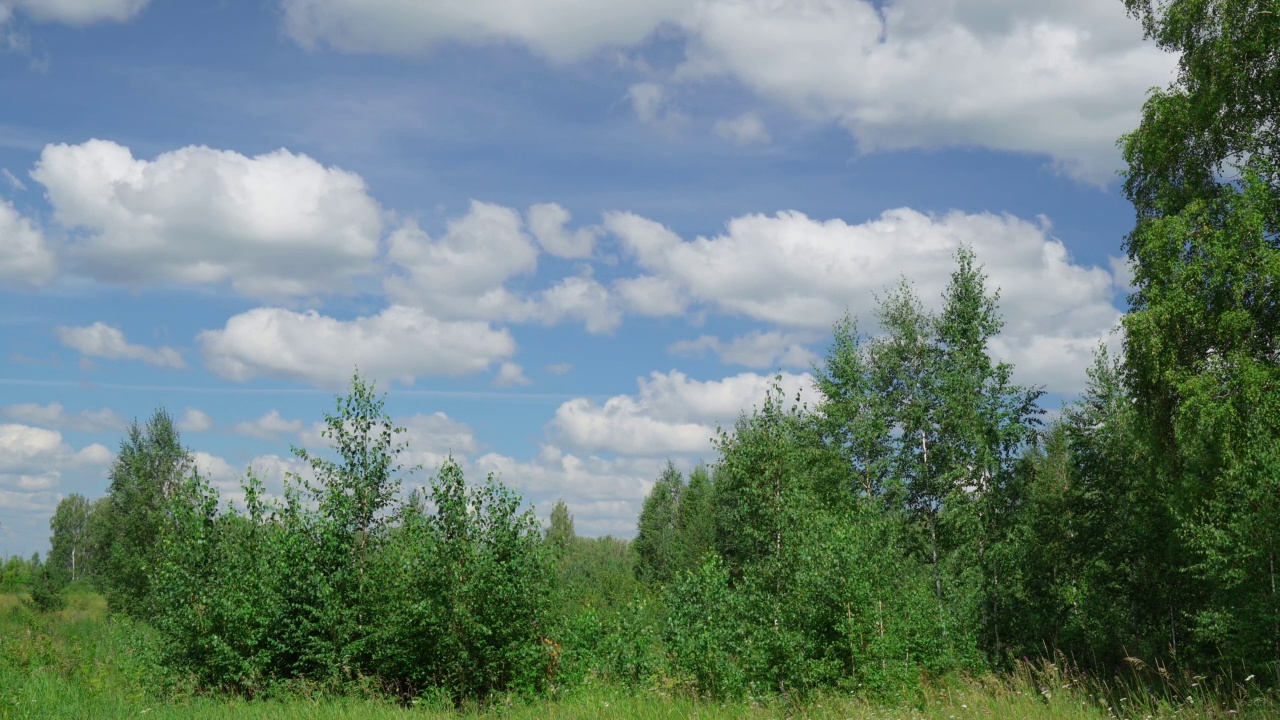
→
(385, 202, 538, 321)
(199, 305, 516, 388)
(714, 112, 770, 145)
(550, 369, 813, 456)
(4, 0, 152, 25)
(30, 139, 383, 300)
(1, 402, 125, 433)
(279, 0, 689, 63)
(0, 197, 56, 288)
(233, 410, 306, 440)
(177, 408, 214, 433)
(272, 0, 1174, 182)
(536, 274, 621, 333)
(385, 203, 620, 333)
(605, 206, 1123, 393)
(493, 362, 532, 388)
(55, 322, 185, 369)
(55, 322, 184, 369)
(0, 423, 113, 546)
(670, 330, 819, 369)
(613, 274, 687, 317)
(527, 203, 597, 259)
(679, 0, 1175, 182)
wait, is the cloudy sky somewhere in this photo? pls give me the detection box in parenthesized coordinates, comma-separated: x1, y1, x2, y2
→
(0, 0, 1174, 555)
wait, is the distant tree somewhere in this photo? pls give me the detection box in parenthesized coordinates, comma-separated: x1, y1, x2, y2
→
(48, 494, 94, 585)
(546, 499, 575, 559)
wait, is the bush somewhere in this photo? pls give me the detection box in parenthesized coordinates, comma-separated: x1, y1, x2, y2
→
(27, 566, 67, 613)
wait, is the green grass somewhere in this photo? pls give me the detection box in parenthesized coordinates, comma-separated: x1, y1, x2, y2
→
(1, 591, 1275, 720)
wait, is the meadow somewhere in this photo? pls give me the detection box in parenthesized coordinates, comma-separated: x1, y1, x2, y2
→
(3, 589, 1275, 720)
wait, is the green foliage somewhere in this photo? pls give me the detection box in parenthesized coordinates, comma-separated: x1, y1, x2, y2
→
(366, 459, 551, 703)
(47, 494, 99, 587)
(632, 461, 686, 585)
(1122, 0, 1280, 223)
(26, 564, 67, 614)
(141, 374, 552, 705)
(97, 409, 192, 618)
(0, 554, 34, 592)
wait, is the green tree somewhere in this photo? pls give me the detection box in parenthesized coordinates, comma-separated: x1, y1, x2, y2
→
(282, 371, 414, 680)
(546, 499, 575, 559)
(674, 464, 717, 574)
(1124, 172, 1280, 674)
(1119, 0, 1280, 679)
(47, 494, 94, 585)
(368, 459, 551, 704)
(97, 408, 192, 617)
(1122, 0, 1280, 224)
(633, 461, 685, 585)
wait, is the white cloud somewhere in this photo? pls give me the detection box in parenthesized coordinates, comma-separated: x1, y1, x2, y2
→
(613, 274, 687, 317)
(476, 447, 670, 536)
(627, 81, 683, 126)
(0, 197, 56, 288)
(199, 305, 516, 388)
(279, 0, 689, 64)
(1, 402, 125, 433)
(536, 274, 621, 333)
(679, 0, 1175, 183)
(547, 362, 573, 375)
(605, 206, 1122, 393)
(6, 0, 152, 25)
(31, 139, 383, 300)
(493, 362, 532, 388)
(386, 203, 621, 333)
(273, 0, 1175, 183)
(384, 202, 538, 321)
(55, 322, 185, 369)
(0, 423, 113, 544)
(714, 112, 770, 145)
(670, 330, 819, 369)
(550, 369, 813, 456)
(527, 203, 597, 259)
(177, 408, 214, 433)
(232, 410, 305, 440)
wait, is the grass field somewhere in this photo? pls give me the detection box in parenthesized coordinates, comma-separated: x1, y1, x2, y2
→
(1, 591, 1274, 720)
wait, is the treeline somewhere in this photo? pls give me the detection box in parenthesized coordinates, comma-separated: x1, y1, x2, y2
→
(32, 241, 1273, 703)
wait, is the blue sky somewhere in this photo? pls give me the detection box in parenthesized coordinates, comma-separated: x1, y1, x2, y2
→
(0, 0, 1175, 555)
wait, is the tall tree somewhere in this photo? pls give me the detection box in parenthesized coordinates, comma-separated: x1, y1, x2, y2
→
(1124, 172, 1280, 672)
(675, 464, 717, 574)
(633, 461, 685, 585)
(97, 408, 192, 617)
(1120, 0, 1280, 675)
(931, 248, 1044, 662)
